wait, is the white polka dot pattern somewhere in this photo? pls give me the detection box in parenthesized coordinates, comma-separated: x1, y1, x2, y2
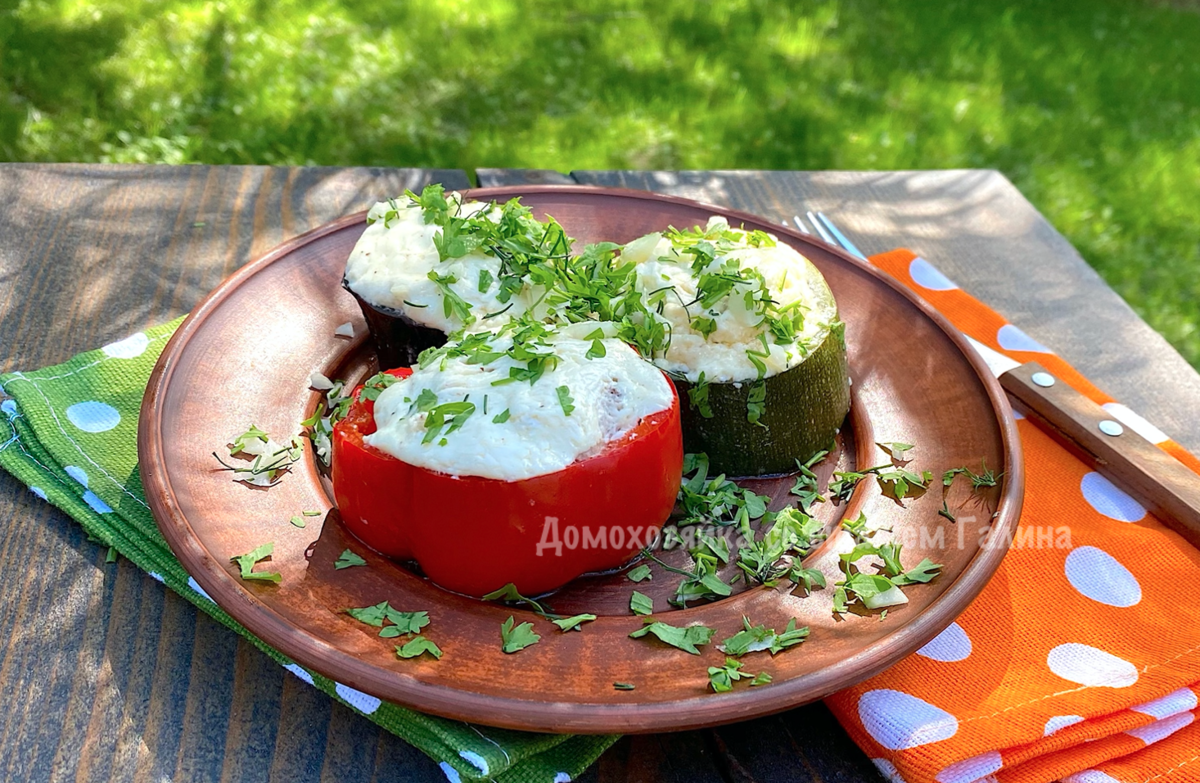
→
(872, 758, 907, 783)
(82, 490, 112, 514)
(858, 689, 958, 750)
(996, 324, 1052, 354)
(1079, 473, 1146, 522)
(283, 663, 314, 686)
(335, 682, 382, 714)
(459, 751, 489, 775)
(909, 258, 959, 291)
(935, 751, 1002, 783)
(1046, 644, 1138, 688)
(65, 465, 88, 486)
(101, 332, 150, 359)
(1131, 688, 1198, 719)
(1064, 546, 1141, 608)
(1125, 712, 1195, 746)
(916, 623, 972, 663)
(1063, 772, 1123, 783)
(1044, 715, 1085, 736)
(65, 401, 121, 433)
(187, 577, 214, 602)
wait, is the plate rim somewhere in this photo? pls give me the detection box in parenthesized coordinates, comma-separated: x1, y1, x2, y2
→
(139, 184, 1024, 734)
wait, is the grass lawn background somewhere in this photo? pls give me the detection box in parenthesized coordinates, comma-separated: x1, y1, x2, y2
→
(2, 0, 1198, 368)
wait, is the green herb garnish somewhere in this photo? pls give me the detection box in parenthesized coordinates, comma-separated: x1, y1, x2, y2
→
(628, 621, 715, 655)
(718, 617, 809, 657)
(231, 542, 281, 583)
(500, 616, 541, 653)
(335, 549, 367, 569)
(877, 442, 915, 461)
(396, 635, 443, 660)
(552, 614, 597, 632)
(482, 583, 550, 615)
(630, 591, 654, 616)
(627, 564, 652, 582)
(215, 427, 303, 487)
(746, 380, 767, 427)
(556, 385, 575, 416)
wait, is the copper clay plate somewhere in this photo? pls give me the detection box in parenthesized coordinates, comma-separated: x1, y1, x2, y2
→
(140, 186, 1023, 735)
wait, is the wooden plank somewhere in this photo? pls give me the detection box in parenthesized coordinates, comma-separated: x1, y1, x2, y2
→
(475, 168, 575, 186)
(0, 164, 469, 783)
(569, 169, 1200, 457)
(583, 734, 734, 783)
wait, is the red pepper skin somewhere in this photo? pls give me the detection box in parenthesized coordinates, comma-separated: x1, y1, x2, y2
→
(332, 372, 683, 597)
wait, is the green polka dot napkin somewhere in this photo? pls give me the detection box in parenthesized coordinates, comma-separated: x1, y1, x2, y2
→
(0, 318, 616, 783)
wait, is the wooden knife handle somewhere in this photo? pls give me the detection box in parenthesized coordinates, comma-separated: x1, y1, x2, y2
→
(1000, 362, 1200, 549)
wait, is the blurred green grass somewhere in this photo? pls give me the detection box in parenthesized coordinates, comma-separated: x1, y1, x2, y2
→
(2, 0, 1198, 367)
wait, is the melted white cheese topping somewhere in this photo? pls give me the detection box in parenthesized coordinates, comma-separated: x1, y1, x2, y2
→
(366, 335, 674, 481)
(343, 197, 542, 333)
(622, 216, 838, 383)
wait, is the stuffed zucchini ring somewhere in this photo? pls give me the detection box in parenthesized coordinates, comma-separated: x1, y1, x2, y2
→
(342, 185, 573, 367)
(619, 216, 851, 477)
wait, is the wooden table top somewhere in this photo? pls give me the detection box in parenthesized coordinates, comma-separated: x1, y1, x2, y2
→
(1, 163, 1197, 783)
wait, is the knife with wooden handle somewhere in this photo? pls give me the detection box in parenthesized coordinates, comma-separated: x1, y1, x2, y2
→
(965, 337, 1200, 549)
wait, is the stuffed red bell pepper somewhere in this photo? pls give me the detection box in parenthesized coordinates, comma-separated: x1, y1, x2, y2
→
(331, 323, 683, 597)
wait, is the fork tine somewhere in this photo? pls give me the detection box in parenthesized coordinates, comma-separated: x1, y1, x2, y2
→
(806, 211, 835, 244)
(791, 215, 811, 235)
(815, 212, 867, 260)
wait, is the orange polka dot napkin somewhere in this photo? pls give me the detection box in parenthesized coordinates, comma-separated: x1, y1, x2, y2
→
(825, 249, 1200, 783)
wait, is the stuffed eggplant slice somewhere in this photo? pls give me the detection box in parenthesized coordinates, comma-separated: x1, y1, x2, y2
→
(618, 217, 850, 477)
(331, 323, 683, 597)
(342, 185, 573, 367)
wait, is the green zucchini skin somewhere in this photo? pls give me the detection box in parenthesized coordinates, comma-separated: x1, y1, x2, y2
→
(672, 331, 851, 478)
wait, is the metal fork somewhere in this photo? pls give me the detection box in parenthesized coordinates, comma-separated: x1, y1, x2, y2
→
(786, 212, 867, 260)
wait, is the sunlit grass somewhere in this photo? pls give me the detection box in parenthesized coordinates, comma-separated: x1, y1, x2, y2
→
(2, 0, 1197, 366)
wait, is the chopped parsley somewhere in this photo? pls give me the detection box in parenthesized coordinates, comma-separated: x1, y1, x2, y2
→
(746, 381, 767, 428)
(944, 461, 1004, 489)
(231, 542, 281, 583)
(718, 617, 809, 657)
(500, 616, 541, 653)
(482, 583, 550, 616)
(215, 426, 303, 487)
(421, 398, 476, 445)
(302, 380, 353, 466)
(708, 657, 772, 693)
(687, 373, 714, 419)
(360, 372, 403, 402)
(628, 621, 715, 655)
(334, 549, 367, 570)
(876, 442, 914, 461)
(396, 635, 443, 660)
(630, 591, 654, 616)
(552, 614, 597, 632)
(627, 564, 652, 582)
(831, 516, 943, 615)
(345, 601, 431, 637)
(735, 507, 826, 585)
(556, 385, 575, 416)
